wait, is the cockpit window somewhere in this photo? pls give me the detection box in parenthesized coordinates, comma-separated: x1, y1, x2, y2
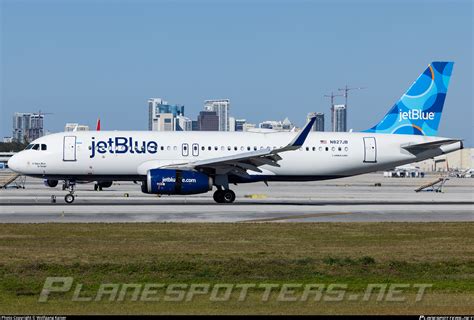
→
(32, 144, 40, 150)
(41, 144, 47, 151)
(25, 144, 34, 150)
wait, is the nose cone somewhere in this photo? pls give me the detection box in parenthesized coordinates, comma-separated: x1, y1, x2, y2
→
(7, 153, 21, 172)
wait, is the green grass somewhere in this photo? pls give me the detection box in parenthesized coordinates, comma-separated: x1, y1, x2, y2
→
(0, 222, 473, 314)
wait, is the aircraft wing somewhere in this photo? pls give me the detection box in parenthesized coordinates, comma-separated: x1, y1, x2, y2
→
(159, 116, 317, 175)
(402, 139, 463, 154)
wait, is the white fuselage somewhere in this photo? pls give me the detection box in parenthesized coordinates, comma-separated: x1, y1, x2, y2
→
(8, 130, 461, 182)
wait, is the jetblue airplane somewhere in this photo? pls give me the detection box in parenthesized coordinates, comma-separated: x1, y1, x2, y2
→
(8, 62, 462, 204)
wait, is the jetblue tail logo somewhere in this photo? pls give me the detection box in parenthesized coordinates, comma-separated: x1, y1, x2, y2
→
(363, 61, 454, 136)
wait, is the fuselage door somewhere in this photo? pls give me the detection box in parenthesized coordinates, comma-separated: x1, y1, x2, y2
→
(63, 136, 77, 161)
(363, 137, 377, 163)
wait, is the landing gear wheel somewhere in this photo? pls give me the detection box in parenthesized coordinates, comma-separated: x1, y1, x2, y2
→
(65, 194, 75, 204)
(213, 189, 235, 203)
(222, 190, 236, 203)
(213, 190, 224, 203)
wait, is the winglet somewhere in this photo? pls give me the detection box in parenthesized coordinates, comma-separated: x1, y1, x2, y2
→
(273, 117, 316, 153)
(290, 116, 316, 147)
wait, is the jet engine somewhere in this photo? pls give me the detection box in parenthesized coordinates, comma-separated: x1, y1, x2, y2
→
(142, 169, 212, 195)
(97, 181, 113, 188)
(44, 179, 58, 188)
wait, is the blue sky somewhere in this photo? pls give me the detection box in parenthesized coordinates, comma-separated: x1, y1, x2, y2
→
(1, 0, 473, 145)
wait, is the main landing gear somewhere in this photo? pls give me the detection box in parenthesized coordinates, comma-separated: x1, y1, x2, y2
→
(63, 180, 76, 204)
(213, 189, 236, 204)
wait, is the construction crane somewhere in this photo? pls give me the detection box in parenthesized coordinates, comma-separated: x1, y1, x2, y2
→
(324, 92, 344, 106)
(337, 85, 366, 108)
(34, 109, 54, 117)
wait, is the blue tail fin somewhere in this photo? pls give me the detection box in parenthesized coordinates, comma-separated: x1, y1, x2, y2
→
(363, 61, 454, 136)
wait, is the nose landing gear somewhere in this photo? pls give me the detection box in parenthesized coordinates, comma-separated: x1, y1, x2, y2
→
(63, 180, 76, 204)
(65, 193, 75, 204)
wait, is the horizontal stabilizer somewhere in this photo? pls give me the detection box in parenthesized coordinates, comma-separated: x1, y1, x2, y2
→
(402, 139, 462, 154)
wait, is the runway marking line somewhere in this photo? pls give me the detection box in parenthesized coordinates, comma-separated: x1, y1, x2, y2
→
(241, 211, 353, 222)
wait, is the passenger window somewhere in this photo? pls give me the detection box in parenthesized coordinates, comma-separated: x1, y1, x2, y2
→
(254, 146, 257, 151)
(240, 146, 245, 151)
(319, 147, 323, 151)
(325, 147, 329, 151)
(305, 147, 309, 151)
(338, 147, 342, 151)
(208, 146, 212, 151)
(214, 146, 218, 151)
(345, 147, 349, 151)
(247, 147, 251, 151)
(41, 144, 47, 151)
(312, 147, 316, 151)
(167, 146, 171, 151)
(234, 146, 238, 151)
(331, 147, 335, 151)
(227, 146, 231, 151)
(173, 146, 177, 151)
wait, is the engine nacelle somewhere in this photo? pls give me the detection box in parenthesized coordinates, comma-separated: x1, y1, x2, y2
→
(44, 179, 58, 188)
(143, 169, 212, 195)
(97, 181, 113, 188)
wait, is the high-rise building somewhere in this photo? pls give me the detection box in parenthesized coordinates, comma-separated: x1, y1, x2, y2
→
(307, 112, 325, 131)
(191, 120, 200, 131)
(64, 123, 90, 132)
(176, 115, 193, 131)
(152, 113, 175, 131)
(12, 112, 44, 143)
(332, 104, 347, 132)
(228, 117, 236, 132)
(235, 119, 246, 132)
(198, 111, 219, 131)
(204, 99, 230, 131)
(148, 98, 185, 131)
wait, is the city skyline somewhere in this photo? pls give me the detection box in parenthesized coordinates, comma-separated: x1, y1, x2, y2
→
(1, 1, 472, 145)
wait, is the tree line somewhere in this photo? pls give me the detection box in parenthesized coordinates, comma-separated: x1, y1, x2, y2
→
(0, 142, 28, 152)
